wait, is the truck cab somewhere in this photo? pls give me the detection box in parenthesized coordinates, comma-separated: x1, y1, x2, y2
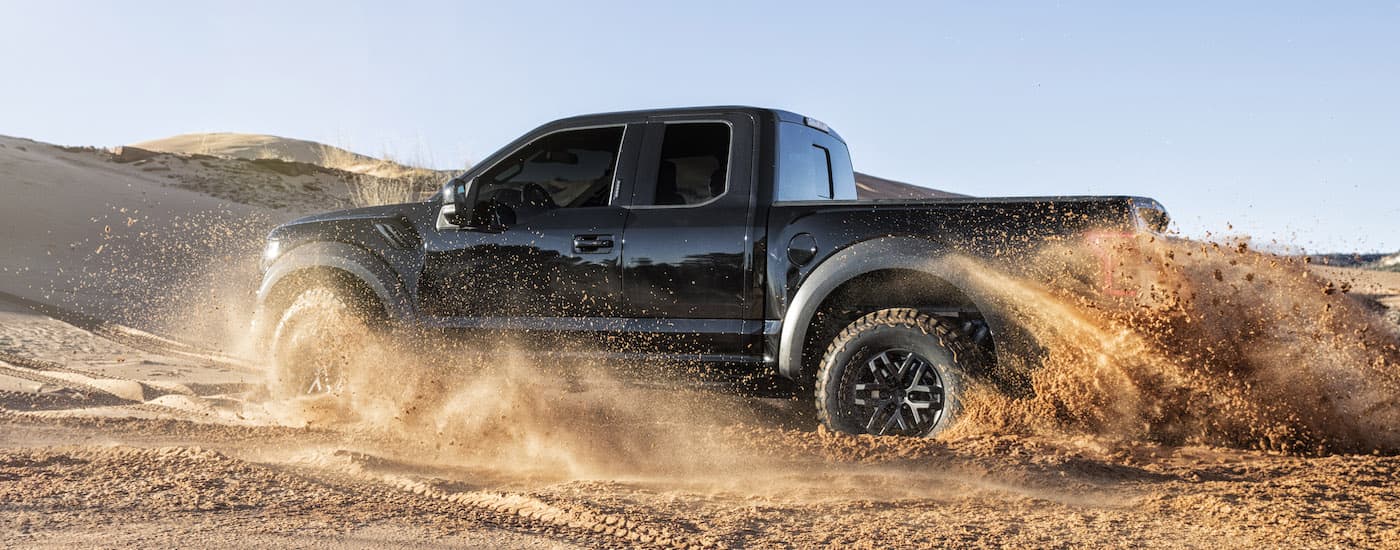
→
(424, 107, 853, 367)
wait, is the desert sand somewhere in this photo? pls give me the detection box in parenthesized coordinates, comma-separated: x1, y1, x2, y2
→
(2, 133, 1399, 548)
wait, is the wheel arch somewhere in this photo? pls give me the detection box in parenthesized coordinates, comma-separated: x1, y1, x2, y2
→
(253, 241, 411, 344)
(777, 236, 1033, 388)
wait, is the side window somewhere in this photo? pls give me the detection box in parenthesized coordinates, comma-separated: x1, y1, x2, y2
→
(475, 126, 624, 216)
(775, 122, 857, 201)
(644, 122, 731, 206)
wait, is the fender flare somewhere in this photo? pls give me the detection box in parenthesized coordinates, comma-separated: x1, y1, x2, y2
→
(254, 241, 413, 334)
(776, 236, 1019, 381)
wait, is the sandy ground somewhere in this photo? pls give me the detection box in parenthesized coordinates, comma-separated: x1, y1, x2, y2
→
(3, 297, 1398, 548)
(3, 134, 1400, 548)
(1314, 264, 1400, 318)
(2, 314, 1398, 547)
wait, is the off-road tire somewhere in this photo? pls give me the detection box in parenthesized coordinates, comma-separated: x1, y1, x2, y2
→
(815, 308, 977, 438)
(268, 287, 376, 399)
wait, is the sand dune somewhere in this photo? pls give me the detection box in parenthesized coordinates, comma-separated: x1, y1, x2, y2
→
(136, 133, 385, 173)
(135, 132, 445, 181)
(855, 171, 967, 199)
(0, 135, 287, 341)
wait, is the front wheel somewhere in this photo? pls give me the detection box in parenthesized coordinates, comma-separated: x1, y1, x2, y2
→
(268, 287, 376, 399)
(815, 308, 977, 438)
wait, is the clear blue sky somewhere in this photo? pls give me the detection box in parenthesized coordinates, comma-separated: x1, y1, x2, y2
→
(2, 1, 1396, 252)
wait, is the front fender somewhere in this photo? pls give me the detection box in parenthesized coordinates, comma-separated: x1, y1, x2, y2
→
(252, 241, 414, 339)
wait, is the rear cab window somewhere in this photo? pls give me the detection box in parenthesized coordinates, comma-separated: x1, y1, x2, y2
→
(775, 122, 857, 202)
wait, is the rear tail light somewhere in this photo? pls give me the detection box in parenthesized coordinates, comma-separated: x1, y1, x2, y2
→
(1084, 231, 1139, 297)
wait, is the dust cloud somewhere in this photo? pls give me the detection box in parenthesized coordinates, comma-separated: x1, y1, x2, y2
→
(262, 288, 795, 484)
(945, 236, 1400, 454)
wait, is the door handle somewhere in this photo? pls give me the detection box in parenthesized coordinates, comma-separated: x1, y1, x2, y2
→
(572, 235, 615, 253)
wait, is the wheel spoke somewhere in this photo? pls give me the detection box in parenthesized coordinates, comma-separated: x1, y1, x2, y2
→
(896, 353, 917, 379)
(854, 383, 879, 406)
(905, 361, 927, 390)
(303, 363, 343, 395)
(907, 398, 931, 424)
(867, 352, 895, 385)
(865, 402, 891, 432)
(878, 406, 907, 435)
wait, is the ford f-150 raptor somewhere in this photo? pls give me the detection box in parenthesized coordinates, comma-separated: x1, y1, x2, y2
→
(255, 106, 1170, 438)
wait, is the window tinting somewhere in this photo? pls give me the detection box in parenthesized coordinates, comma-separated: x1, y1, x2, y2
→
(775, 122, 857, 201)
(647, 123, 731, 206)
(476, 126, 624, 215)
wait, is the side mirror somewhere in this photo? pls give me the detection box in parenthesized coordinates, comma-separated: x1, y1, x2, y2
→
(441, 177, 516, 230)
(443, 177, 476, 226)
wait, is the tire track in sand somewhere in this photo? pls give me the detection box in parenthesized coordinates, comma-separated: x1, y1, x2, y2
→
(290, 450, 726, 549)
(0, 355, 200, 419)
(0, 290, 256, 372)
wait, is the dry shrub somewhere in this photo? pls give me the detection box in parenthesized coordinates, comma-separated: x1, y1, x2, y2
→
(345, 171, 442, 207)
(316, 144, 449, 207)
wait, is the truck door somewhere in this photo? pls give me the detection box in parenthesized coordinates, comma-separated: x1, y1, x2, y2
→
(420, 123, 641, 327)
(618, 114, 763, 361)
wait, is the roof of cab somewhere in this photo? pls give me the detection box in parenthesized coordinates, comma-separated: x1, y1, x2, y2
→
(545, 106, 845, 143)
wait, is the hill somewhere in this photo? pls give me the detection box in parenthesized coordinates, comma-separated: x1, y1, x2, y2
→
(855, 172, 967, 199)
(1305, 252, 1400, 272)
(1374, 253, 1400, 272)
(133, 133, 433, 180)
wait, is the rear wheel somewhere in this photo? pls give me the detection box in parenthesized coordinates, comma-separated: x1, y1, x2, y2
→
(815, 308, 976, 437)
(268, 287, 376, 399)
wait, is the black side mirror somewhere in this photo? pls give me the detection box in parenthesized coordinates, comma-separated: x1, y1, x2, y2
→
(443, 177, 476, 226)
(442, 177, 516, 230)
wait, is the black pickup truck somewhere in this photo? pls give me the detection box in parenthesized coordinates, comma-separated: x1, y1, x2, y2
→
(255, 106, 1169, 437)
